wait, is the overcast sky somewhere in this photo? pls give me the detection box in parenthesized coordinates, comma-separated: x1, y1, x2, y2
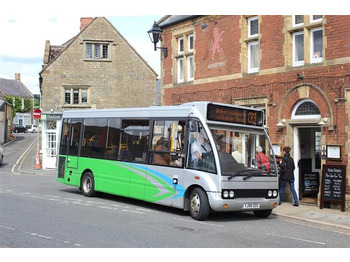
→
(0, 0, 341, 95)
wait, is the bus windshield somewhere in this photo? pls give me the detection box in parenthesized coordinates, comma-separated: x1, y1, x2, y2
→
(209, 126, 277, 177)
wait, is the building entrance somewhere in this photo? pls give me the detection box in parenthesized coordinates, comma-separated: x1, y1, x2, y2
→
(296, 127, 321, 205)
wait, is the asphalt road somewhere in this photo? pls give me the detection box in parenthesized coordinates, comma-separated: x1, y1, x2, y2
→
(1, 133, 349, 248)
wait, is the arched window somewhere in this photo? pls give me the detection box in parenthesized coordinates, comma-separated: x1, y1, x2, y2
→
(292, 99, 321, 119)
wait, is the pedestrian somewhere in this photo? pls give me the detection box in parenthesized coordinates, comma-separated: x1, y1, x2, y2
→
(255, 146, 270, 172)
(279, 146, 299, 206)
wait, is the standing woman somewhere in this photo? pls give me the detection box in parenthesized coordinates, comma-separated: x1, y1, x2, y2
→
(279, 146, 299, 206)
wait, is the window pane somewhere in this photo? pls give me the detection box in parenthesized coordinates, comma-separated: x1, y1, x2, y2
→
(102, 45, 108, 59)
(81, 89, 87, 104)
(119, 120, 149, 163)
(295, 15, 304, 25)
(312, 29, 323, 59)
(293, 32, 304, 65)
(177, 58, 184, 83)
(60, 119, 69, 155)
(69, 121, 82, 156)
(188, 35, 194, 50)
(248, 42, 259, 72)
(81, 118, 108, 159)
(188, 56, 194, 80)
(178, 38, 184, 53)
(73, 90, 79, 104)
(249, 17, 259, 36)
(86, 44, 92, 58)
(105, 118, 121, 160)
(151, 120, 186, 167)
(65, 89, 71, 104)
(94, 44, 100, 59)
(188, 121, 216, 173)
(312, 15, 322, 21)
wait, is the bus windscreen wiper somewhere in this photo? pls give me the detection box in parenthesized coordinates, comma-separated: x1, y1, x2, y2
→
(227, 169, 261, 180)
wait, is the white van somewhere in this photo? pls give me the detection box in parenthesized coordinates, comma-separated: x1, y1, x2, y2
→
(26, 124, 38, 133)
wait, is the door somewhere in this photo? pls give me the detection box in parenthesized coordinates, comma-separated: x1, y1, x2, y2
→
(67, 119, 82, 169)
(296, 127, 321, 205)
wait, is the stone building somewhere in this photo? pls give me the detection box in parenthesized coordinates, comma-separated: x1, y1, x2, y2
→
(39, 17, 158, 168)
(0, 73, 33, 143)
(157, 15, 350, 210)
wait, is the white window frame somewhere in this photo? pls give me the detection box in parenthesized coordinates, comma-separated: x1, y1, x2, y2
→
(310, 15, 323, 23)
(187, 55, 194, 81)
(248, 41, 259, 73)
(292, 15, 304, 27)
(177, 58, 184, 83)
(248, 16, 259, 38)
(310, 27, 323, 64)
(292, 31, 304, 67)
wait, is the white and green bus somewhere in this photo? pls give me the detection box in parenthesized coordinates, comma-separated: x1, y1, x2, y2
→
(57, 102, 279, 220)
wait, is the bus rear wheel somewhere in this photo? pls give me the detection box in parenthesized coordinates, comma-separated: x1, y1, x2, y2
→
(189, 188, 210, 220)
(81, 172, 95, 197)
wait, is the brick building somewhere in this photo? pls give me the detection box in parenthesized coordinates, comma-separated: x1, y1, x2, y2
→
(39, 17, 158, 168)
(157, 15, 350, 210)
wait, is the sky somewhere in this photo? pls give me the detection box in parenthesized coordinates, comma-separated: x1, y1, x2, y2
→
(0, 0, 342, 95)
(0, 14, 163, 94)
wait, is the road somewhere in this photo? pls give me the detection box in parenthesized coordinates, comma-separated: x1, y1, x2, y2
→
(0, 133, 349, 248)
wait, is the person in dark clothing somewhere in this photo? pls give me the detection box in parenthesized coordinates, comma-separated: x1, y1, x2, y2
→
(279, 146, 299, 206)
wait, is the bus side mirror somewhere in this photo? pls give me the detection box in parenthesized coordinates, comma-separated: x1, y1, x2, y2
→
(189, 120, 198, 132)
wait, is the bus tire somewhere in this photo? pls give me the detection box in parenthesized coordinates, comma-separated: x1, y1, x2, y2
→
(189, 187, 209, 220)
(253, 209, 272, 218)
(81, 172, 95, 197)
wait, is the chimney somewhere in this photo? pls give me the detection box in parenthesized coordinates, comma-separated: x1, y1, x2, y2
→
(15, 73, 21, 81)
(80, 17, 93, 31)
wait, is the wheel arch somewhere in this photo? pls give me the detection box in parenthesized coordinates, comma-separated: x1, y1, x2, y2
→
(183, 184, 208, 211)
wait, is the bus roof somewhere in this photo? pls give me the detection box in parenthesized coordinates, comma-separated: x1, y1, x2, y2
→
(62, 101, 264, 128)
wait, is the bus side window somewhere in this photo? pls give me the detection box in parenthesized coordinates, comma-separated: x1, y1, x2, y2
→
(187, 121, 216, 173)
(81, 118, 108, 159)
(150, 120, 186, 168)
(119, 120, 149, 163)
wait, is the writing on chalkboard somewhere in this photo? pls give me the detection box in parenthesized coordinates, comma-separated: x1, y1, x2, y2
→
(323, 168, 343, 200)
(303, 172, 319, 197)
(320, 165, 346, 212)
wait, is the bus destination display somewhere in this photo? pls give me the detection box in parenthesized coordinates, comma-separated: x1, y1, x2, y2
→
(207, 104, 263, 126)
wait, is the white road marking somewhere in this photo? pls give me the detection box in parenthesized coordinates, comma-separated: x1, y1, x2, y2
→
(266, 233, 326, 245)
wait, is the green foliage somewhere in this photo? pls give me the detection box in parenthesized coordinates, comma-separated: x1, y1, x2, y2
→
(5, 95, 32, 116)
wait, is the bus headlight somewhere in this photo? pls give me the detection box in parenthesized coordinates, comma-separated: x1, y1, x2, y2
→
(229, 190, 234, 198)
(273, 190, 278, 197)
(222, 190, 235, 199)
(268, 190, 273, 197)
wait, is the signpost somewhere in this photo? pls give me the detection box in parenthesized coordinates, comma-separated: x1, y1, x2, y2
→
(33, 109, 42, 169)
(33, 109, 42, 119)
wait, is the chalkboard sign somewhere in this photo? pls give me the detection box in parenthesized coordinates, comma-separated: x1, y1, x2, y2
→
(320, 165, 346, 212)
(302, 172, 319, 197)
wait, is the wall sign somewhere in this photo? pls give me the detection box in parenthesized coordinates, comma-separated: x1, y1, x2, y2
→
(320, 164, 346, 212)
(326, 145, 341, 160)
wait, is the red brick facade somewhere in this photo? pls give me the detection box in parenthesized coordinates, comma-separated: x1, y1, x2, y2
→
(159, 15, 350, 210)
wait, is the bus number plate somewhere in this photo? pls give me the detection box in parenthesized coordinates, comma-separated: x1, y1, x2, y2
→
(242, 203, 260, 209)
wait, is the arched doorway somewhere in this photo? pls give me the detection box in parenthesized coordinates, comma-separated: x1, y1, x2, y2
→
(292, 99, 321, 205)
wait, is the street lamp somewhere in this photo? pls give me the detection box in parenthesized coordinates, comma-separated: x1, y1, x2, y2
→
(148, 21, 168, 59)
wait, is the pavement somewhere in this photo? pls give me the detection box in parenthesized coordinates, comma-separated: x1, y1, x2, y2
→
(10, 135, 350, 231)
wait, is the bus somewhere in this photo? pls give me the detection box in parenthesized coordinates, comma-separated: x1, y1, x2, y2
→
(57, 102, 279, 220)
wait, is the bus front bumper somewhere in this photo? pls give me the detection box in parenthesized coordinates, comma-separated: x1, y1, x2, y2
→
(207, 192, 279, 212)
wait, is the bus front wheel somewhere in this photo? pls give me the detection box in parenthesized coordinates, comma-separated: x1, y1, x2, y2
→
(189, 188, 210, 220)
(81, 172, 95, 197)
